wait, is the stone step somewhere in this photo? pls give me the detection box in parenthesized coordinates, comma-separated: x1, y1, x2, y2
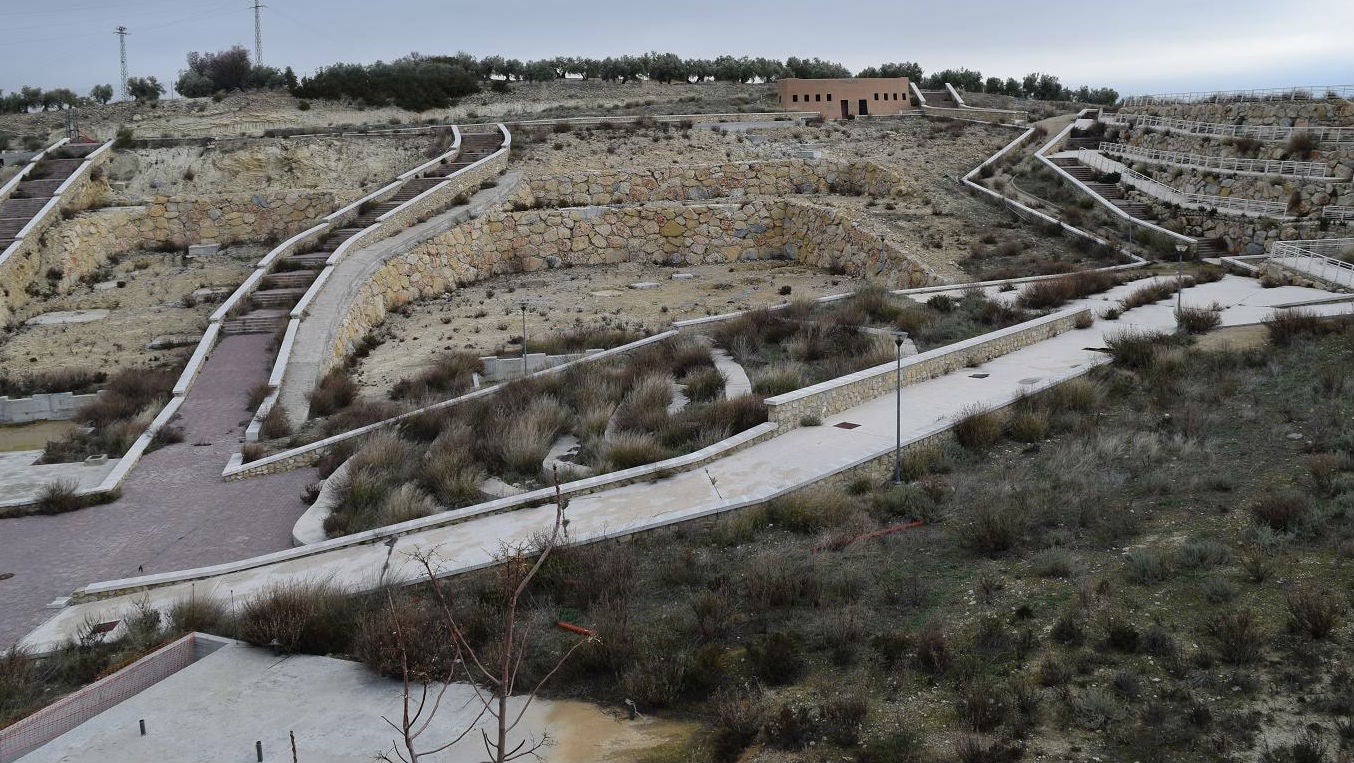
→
(283, 252, 332, 268)
(222, 309, 286, 335)
(0, 198, 51, 216)
(250, 287, 307, 308)
(17, 179, 63, 196)
(261, 270, 318, 288)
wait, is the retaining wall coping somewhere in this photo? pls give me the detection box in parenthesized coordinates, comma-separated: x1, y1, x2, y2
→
(256, 222, 329, 270)
(267, 320, 301, 388)
(289, 266, 335, 318)
(209, 269, 266, 323)
(764, 305, 1090, 410)
(171, 322, 221, 396)
(322, 180, 403, 224)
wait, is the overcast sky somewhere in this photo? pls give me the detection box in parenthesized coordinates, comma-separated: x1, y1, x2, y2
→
(1, 0, 1350, 97)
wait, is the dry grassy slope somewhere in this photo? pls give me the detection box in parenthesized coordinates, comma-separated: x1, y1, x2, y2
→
(0, 81, 781, 143)
(105, 136, 430, 204)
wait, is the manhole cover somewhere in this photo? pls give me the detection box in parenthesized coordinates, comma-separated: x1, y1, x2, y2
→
(970, 373, 989, 379)
(0, 573, 13, 581)
(1018, 377, 1041, 385)
(835, 422, 860, 429)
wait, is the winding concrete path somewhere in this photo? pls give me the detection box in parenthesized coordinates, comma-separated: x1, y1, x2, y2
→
(0, 335, 314, 647)
(17, 277, 1354, 651)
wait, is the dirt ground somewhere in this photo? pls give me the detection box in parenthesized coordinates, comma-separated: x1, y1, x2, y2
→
(353, 260, 869, 398)
(0, 420, 77, 452)
(0, 245, 263, 380)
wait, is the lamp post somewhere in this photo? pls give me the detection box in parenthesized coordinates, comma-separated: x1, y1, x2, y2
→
(520, 300, 529, 375)
(892, 332, 907, 485)
(1175, 242, 1188, 329)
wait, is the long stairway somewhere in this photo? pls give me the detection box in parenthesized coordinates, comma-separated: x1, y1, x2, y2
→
(0, 142, 102, 250)
(222, 127, 505, 335)
(1051, 157, 1153, 218)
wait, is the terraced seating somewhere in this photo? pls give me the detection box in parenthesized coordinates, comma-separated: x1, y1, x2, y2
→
(1051, 157, 1153, 217)
(222, 308, 287, 335)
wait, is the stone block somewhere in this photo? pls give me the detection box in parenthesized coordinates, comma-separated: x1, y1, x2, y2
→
(187, 242, 221, 257)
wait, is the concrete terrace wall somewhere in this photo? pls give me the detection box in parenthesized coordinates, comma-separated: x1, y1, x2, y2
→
(528, 159, 908, 208)
(0, 392, 99, 424)
(329, 198, 941, 363)
(764, 306, 1091, 427)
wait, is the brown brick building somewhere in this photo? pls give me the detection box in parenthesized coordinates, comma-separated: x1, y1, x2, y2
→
(776, 77, 911, 119)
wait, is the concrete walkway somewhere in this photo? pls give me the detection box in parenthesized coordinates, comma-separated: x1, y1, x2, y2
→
(278, 173, 522, 426)
(0, 335, 314, 647)
(19, 276, 1354, 651)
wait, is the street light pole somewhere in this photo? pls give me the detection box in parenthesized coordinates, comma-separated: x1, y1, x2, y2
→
(892, 333, 905, 485)
(1175, 243, 1188, 329)
(520, 301, 528, 376)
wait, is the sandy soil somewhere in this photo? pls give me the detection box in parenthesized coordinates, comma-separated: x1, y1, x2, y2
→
(0, 421, 77, 452)
(547, 700, 697, 763)
(0, 245, 262, 380)
(354, 260, 869, 398)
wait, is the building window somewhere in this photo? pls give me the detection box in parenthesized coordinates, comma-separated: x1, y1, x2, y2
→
(792, 94, 798, 102)
(827, 94, 832, 101)
(873, 93, 879, 100)
(815, 94, 821, 102)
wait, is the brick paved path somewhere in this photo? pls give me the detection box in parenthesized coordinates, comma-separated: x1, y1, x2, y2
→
(0, 334, 314, 646)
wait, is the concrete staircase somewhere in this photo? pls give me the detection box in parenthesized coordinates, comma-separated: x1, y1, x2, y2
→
(0, 142, 102, 251)
(1052, 157, 1153, 218)
(920, 89, 958, 108)
(222, 127, 505, 335)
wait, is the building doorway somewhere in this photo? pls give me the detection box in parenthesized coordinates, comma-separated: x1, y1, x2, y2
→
(840, 99, 850, 119)
(858, 99, 869, 116)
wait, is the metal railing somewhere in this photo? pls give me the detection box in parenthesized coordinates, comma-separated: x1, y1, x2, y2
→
(1323, 206, 1354, 221)
(1098, 141, 1335, 179)
(1121, 84, 1354, 107)
(1101, 111, 1354, 144)
(1076, 149, 1291, 218)
(1268, 239, 1354, 289)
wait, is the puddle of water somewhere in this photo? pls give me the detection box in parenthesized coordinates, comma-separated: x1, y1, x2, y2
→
(0, 420, 77, 452)
(545, 700, 696, 762)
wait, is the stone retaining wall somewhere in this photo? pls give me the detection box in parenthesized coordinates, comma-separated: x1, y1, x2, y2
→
(330, 198, 940, 362)
(764, 306, 1091, 428)
(1120, 128, 1354, 179)
(528, 159, 908, 208)
(1120, 99, 1354, 129)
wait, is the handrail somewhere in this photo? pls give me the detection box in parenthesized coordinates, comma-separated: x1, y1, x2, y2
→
(1268, 240, 1354, 288)
(1121, 84, 1354, 107)
(1322, 206, 1354, 221)
(1034, 112, 1196, 245)
(395, 125, 462, 181)
(1097, 141, 1335, 179)
(1101, 111, 1354, 144)
(1075, 149, 1291, 218)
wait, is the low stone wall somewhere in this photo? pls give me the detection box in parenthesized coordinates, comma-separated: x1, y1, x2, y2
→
(330, 198, 940, 362)
(1155, 208, 1332, 255)
(0, 391, 98, 424)
(528, 159, 908, 208)
(480, 350, 600, 380)
(764, 306, 1091, 428)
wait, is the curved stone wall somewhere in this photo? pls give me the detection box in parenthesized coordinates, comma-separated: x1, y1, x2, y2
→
(328, 197, 940, 362)
(527, 159, 909, 208)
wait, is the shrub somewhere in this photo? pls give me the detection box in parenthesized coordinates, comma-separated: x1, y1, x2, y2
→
(389, 352, 482, 401)
(1104, 329, 1172, 369)
(246, 382, 271, 411)
(36, 478, 85, 514)
(749, 632, 802, 686)
(259, 405, 292, 439)
(1047, 377, 1101, 413)
(1249, 490, 1313, 532)
(1176, 304, 1222, 334)
(953, 404, 1006, 450)
(1178, 538, 1231, 570)
(1125, 547, 1174, 584)
(914, 620, 951, 674)
(1286, 131, 1316, 159)
(856, 731, 924, 763)
(489, 395, 570, 476)
(1031, 548, 1076, 578)
(168, 595, 229, 636)
(752, 362, 809, 396)
(1286, 587, 1342, 639)
(1209, 609, 1263, 664)
(962, 501, 1025, 554)
(1120, 280, 1179, 310)
(1265, 308, 1333, 346)
(683, 366, 725, 403)
(605, 431, 669, 470)
(1074, 687, 1124, 730)
(237, 582, 355, 654)
(308, 369, 358, 417)
(1007, 408, 1049, 442)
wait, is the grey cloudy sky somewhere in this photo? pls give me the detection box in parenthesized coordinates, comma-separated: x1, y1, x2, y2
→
(1, 0, 1350, 96)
